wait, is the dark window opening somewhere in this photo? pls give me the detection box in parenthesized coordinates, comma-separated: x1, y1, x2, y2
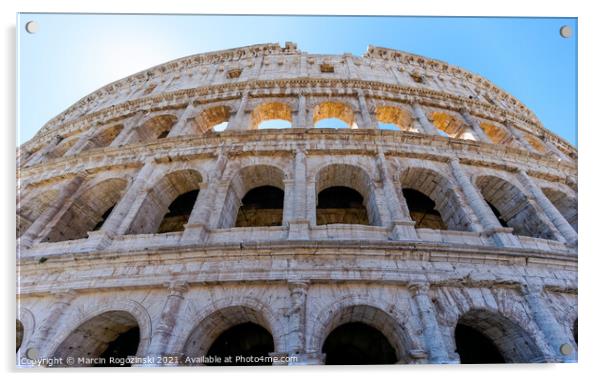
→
(235, 186, 284, 227)
(322, 322, 397, 365)
(206, 322, 274, 366)
(454, 323, 505, 364)
(486, 201, 509, 228)
(95, 327, 140, 367)
(156, 129, 170, 139)
(403, 188, 447, 230)
(157, 189, 199, 233)
(92, 205, 115, 231)
(316, 186, 369, 225)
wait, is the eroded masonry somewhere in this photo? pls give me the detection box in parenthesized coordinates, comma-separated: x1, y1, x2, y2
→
(17, 42, 577, 366)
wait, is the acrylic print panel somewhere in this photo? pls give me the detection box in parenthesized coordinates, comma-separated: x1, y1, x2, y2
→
(16, 13, 578, 367)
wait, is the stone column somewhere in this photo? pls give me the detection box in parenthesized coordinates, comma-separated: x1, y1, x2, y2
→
(25, 290, 77, 360)
(377, 148, 417, 240)
(145, 282, 189, 361)
(293, 93, 308, 129)
(357, 89, 378, 129)
(167, 102, 198, 138)
(64, 128, 97, 156)
(25, 135, 63, 166)
(460, 109, 492, 143)
(408, 282, 456, 364)
(411, 103, 439, 135)
(19, 175, 85, 249)
(287, 281, 309, 356)
(541, 136, 570, 161)
(110, 112, 146, 147)
(517, 170, 577, 246)
(449, 158, 521, 247)
(226, 90, 249, 130)
(288, 148, 310, 240)
(522, 284, 577, 362)
(503, 120, 538, 153)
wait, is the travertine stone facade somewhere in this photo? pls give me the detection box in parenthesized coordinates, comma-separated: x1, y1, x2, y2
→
(17, 43, 577, 366)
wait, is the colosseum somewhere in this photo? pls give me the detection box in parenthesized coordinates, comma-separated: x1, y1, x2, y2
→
(16, 42, 578, 366)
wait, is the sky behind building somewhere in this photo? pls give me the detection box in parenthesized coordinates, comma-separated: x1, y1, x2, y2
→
(17, 14, 577, 145)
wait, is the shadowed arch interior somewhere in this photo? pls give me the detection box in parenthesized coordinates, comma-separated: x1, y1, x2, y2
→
(52, 311, 141, 367)
(475, 175, 556, 240)
(17, 189, 59, 237)
(193, 105, 231, 134)
(82, 124, 124, 151)
(375, 106, 416, 132)
(428, 111, 474, 140)
(235, 186, 284, 227)
(542, 187, 577, 232)
(130, 114, 178, 143)
(250, 102, 292, 130)
(17, 320, 23, 353)
(47, 136, 78, 159)
(45, 178, 128, 242)
(206, 322, 274, 366)
(454, 309, 545, 363)
(523, 134, 548, 154)
(126, 169, 203, 235)
(313, 102, 355, 128)
(402, 188, 447, 229)
(480, 122, 513, 145)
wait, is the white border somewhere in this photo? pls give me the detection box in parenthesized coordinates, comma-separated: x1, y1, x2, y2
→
(3, 1, 600, 380)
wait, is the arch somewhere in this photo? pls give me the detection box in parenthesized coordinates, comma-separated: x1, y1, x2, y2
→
(315, 163, 380, 226)
(400, 167, 472, 232)
(47, 136, 79, 159)
(475, 175, 556, 240)
(322, 322, 397, 365)
(374, 105, 416, 132)
(51, 310, 142, 366)
(250, 102, 292, 130)
(17, 189, 59, 237)
(83, 124, 124, 151)
(480, 121, 513, 145)
(218, 165, 286, 229)
(313, 102, 356, 129)
(44, 178, 128, 242)
(206, 323, 275, 366)
(428, 111, 474, 140)
(130, 114, 178, 143)
(192, 105, 231, 134)
(542, 187, 577, 232)
(454, 309, 546, 363)
(235, 186, 285, 227)
(523, 134, 548, 154)
(17, 320, 24, 353)
(17, 307, 35, 356)
(402, 188, 447, 229)
(181, 305, 277, 361)
(126, 169, 203, 235)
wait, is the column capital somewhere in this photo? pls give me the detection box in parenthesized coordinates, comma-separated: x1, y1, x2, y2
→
(521, 283, 545, 296)
(408, 281, 430, 295)
(164, 281, 189, 296)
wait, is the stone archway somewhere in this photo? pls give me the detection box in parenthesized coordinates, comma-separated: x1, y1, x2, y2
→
(313, 102, 356, 129)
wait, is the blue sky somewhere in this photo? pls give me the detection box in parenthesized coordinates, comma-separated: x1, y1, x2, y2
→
(17, 14, 577, 145)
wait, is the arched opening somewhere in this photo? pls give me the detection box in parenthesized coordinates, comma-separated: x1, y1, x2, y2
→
(157, 189, 200, 233)
(313, 102, 356, 129)
(486, 201, 509, 227)
(47, 136, 78, 159)
(454, 309, 545, 363)
(206, 322, 274, 366)
(317, 186, 369, 225)
(475, 175, 556, 240)
(81, 124, 124, 152)
(251, 102, 292, 130)
(523, 134, 548, 154)
(429, 112, 473, 140)
(130, 114, 178, 143)
(315, 164, 379, 226)
(192, 105, 231, 134)
(322, 322, 397, 365)
(45, 178, 128, 242)
(52, 311, 141, 367)
(218, 165, 285, 229)
(17, 320, 23, 353)
(126, 169, 202, 235)
(17, 189, 59, 237)
(481, 122, 513, 145)
(375, 106, 416, 132)
(403, 188, 446, 229)
(235, 186, 284, 227)
(573, 319, 578, 345)
(400, 167, 472, 232)
(542, 188, 577, 232)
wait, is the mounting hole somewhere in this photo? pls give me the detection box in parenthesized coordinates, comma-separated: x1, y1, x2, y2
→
(560, 25, 572, 38)
(25, 21, 38, 34)
(559, 343, 573, 355)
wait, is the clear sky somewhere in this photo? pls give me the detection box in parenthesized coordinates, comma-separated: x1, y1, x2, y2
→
(17, 14, 577, 145)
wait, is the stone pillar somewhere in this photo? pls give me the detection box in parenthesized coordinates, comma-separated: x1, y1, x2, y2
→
(517, 170, 577, 246)
(541, 136, 570, 161)
(145, 282, 189, 361)
(25, 136, 63, 166)
(64, 128, 97, 156)
(167, 102, 198, 138)
(110, 112, 146, 147)
(522, 284, 577, 362)
(408, 282, 456, 364)
(286, 281, 309, 356)
(25, 290, 77, 360)
(293, 93, 309, 129)
(18, 175, 85, 249)
(357, 90, 378, 129)
(411, 103, 439, 135)
(226, 90, 249, 130)
(377, 148, 417, 240)
(288, 148, 310, 240)
(449, 158, 521, 247)
(460, 109, 492, 143)
(503, 120, 537, 153)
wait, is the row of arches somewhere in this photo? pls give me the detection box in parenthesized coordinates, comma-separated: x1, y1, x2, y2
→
(18, 162, 577, 243)
(23, 99, 558, 166)
(17, 304, 578, 365)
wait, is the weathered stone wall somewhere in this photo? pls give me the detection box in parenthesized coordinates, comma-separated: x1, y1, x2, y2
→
(16, 43, 577, 366)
